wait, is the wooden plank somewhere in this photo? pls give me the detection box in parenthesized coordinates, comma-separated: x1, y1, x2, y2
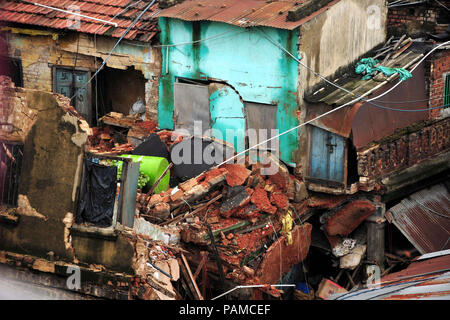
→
(147, 163, 173, 196)
(181, 253, 204, 300)
(160, 194, 222, 226)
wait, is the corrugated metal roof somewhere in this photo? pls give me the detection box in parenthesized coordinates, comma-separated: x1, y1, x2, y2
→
(303, 40, 434, 149)
(329, 251, 450, 300)
(386, 183, 450, 254)
(0, 0, 160, 42)
(156, 0, 342, 30)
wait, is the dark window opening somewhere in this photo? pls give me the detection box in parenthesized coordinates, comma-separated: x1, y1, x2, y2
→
(0, 142, 24, 207)
(94, 66, 146, 125)
(0, 56, 23, 87)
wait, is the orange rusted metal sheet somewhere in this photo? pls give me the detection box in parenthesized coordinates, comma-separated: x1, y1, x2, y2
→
(386, 183, 450, 255)
(157, 0, 342, 30)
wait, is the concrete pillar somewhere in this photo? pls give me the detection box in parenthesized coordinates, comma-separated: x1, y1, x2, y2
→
(365, 202, 386, 268)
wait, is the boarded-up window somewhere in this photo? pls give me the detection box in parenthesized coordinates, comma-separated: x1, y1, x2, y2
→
(245, 102, 278, 151)
(174, 82, 210, 135)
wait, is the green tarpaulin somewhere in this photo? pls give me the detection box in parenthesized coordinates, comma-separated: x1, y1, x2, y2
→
(355, 58, 412, 81)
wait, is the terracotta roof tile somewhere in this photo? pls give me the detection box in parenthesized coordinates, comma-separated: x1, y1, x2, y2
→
(0, 0, 160, 42)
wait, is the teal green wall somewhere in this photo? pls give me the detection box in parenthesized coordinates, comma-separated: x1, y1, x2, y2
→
(158, 17, 300, 165)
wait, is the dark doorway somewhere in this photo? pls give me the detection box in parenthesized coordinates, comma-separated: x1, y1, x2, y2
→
(0, 56, 23, 87)
(93, 66, 146, 124)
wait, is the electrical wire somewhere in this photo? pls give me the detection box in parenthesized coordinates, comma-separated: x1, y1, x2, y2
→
(154, 29, 246, 47)
(349, 39, 450, 105)
(259, 27, 450, 110)
(374, 94, 450, 104)
(216, 32, 450, 166)
(211, 284, 295, 300)
(93, 0, 143, 125)
(69, 0, 156, 101)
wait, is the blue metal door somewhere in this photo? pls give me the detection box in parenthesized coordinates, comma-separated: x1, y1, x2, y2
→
(55, 68, 90, 123)
(310, 125, 345, 184)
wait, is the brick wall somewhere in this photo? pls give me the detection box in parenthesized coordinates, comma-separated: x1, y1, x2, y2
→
(357, 117, 450, 181)
(429, 49, 450, 118)
(387, 2, 449, 36)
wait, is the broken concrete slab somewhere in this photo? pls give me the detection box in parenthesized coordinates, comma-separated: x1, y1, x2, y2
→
(340, 244, 367, 270)
(134, 217, 180, 245)
(222, 164, 251, 187)
(294, 179, 309, 203)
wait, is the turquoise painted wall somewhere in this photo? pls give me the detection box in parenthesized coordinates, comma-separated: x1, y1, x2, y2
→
(158, 17, 299, 165)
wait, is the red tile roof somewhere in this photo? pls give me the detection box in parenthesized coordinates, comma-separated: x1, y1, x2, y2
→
(0, 0, 161, 42)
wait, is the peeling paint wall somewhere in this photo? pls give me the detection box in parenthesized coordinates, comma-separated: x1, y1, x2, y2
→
(158, 19, 300, 166)
(5, 30, 161, 121)
(295, 0, 387, 177)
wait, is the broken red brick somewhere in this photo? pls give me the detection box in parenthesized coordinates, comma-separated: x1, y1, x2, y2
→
(270, 192, 289, 210)
(199, 168, 228, 186)
(170, 189, 184, 202)
(222, 164, 251, 187)
(250, 187, 277, 214)
(149, 194, 162, 206)
(324, 200, 375, 236)
(179, 178, 198, 192)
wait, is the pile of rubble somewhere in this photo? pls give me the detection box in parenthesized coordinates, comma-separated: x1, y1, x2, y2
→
(133, 150, 313, 298)
(88, 112, 158, 154)
(84, 117, 417, 300)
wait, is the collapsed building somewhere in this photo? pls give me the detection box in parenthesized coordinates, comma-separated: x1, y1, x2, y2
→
(0, 0, 449, 300)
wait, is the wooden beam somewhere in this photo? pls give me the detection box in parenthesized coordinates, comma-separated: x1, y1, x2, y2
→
(181, 253, 204, 300)
(160, 194, 222, 226)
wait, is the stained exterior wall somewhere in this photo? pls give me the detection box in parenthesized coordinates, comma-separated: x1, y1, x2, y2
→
(294, 0, 387, 175)
(4, 30, 161, 122)
(297, 0, 387, 95)
(0, 77, 134, 273)
(157, 18, 300, 166)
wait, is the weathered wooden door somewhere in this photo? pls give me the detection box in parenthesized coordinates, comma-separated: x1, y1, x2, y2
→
(55, 68, 90, 124)
(310, 125, 346, 184)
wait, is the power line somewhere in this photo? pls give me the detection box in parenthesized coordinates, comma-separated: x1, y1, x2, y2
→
(217, 31, 450, 166)
(23, 1, 118, 27)
(373, 94, 450, 104)
(351, 39, 450, 105)
(70, 0, 156, 101)
(154, 28, 245, 47)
